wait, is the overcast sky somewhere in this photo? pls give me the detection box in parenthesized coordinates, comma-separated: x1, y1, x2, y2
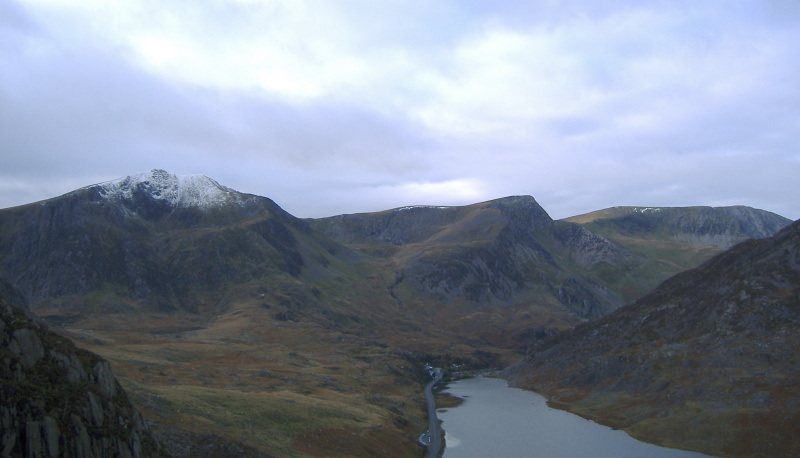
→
(2, 0, 798, 220)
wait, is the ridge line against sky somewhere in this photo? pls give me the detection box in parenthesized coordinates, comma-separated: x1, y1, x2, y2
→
(1, 0, 799, 220)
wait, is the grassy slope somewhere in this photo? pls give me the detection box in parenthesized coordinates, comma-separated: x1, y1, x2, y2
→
(43, 258, 523, 457)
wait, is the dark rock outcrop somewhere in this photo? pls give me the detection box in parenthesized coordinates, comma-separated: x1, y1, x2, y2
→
(0, 281, 161, 457)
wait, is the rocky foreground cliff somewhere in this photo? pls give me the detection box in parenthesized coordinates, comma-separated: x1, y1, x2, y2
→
(507, 219, 800, 456)
(1, 287, 161, 457)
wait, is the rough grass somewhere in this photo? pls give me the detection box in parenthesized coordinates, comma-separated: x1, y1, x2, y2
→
(48, 294, 513, 456)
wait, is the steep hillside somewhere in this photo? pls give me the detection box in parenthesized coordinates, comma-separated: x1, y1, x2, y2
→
(312, 196, 637, 321)
(508, 219, 800, 457)
(0, 169, 351, 315)
(0, 282, 161, 457)
(565, 206, 789, 249)
(563, 205, 792, 301)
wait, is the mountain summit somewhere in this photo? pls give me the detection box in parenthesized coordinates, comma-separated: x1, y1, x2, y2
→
(94, 169, 237, 211)
(0, 170, 348, 312)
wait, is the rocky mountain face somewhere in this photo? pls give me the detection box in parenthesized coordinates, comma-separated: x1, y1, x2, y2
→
(0, 170, 789, 353)
(565, 205, 790, 249)
(507, 219, 800, 457)
(0, 281, 161, 457)
(312, 196, 636, 320)
(0, 169, 349, 315)
(563, 205, 793, 302)
(0, 171, 788, 328)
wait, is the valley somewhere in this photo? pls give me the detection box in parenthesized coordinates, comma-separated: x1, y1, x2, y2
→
(0, 170, 795, 457)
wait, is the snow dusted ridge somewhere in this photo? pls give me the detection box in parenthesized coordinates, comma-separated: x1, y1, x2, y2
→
(395, 205, 453, 212)
(610, 206, 663, 214)
(633, 207, 662, 214)
(94, 169, 238, 210)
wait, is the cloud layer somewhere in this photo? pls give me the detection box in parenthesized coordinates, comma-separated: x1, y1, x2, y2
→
(2, 0, 798, 220)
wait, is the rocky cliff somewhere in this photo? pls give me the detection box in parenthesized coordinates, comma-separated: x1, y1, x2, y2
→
(507, 219, 800, 456)
(312, 196, 635, 319)
(0, 282, 161, 457)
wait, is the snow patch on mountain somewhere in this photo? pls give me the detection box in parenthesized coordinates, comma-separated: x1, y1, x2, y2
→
(635, 207, 662, 213)
(395, 205, 453, 212)
(94, 169, 238, 210)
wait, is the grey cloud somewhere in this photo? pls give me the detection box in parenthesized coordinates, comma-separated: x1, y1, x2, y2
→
(0, 11, 439, 209)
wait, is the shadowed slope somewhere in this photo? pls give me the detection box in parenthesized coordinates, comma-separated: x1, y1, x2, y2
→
(508, 219, 800, 456)
(0, 170, 351, 314)
(313, 196, 635, 319)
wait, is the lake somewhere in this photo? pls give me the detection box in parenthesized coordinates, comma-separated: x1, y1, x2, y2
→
(438, 376, 708, 458)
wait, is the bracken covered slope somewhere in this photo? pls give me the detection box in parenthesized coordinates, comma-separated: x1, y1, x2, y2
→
(508, 219, 800, 457)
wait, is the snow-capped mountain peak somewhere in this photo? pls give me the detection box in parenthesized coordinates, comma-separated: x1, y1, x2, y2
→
(95, 169, 237, 210)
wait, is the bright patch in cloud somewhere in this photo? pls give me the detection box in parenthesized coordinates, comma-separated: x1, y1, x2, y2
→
(391, 179, 487, 205)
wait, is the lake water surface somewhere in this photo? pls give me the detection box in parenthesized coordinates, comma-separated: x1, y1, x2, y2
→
(438, 376, 708, 458)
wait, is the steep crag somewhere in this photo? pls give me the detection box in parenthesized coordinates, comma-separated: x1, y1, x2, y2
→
(1, 281, 161, 457)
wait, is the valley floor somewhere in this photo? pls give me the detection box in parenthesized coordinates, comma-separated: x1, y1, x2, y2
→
(48, 305, 521, 457)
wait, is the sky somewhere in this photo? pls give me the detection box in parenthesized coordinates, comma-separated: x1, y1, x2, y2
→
(1, 0, 799, 220)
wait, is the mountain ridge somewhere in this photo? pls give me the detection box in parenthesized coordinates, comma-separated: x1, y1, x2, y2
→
(0, 170, 352, 314)
(564, 205, 790, 249)
(1, 170, 791, 335)
(311, 195, 630, 318)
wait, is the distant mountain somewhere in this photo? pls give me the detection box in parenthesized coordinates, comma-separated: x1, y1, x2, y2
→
(507, 219, 800, 457)
(0, 280, 161, 457)
(0, 171, 790, 342)
(565, 205, 790, 249)
(563, 205, 792, 302)
(311, 196, 636, 320)
(0, 169, 351, 314)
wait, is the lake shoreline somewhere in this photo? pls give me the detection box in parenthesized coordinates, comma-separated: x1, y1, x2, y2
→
(438, 376, 708, 458)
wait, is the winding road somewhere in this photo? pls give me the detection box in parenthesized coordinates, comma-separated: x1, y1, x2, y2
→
(423, 368, 444, 458)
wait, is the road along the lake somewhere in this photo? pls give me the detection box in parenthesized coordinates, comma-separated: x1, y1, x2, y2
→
(422, 368, 443, 458)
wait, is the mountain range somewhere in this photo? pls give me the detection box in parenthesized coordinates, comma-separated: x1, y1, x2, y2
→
(0, 169, 794, 456)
